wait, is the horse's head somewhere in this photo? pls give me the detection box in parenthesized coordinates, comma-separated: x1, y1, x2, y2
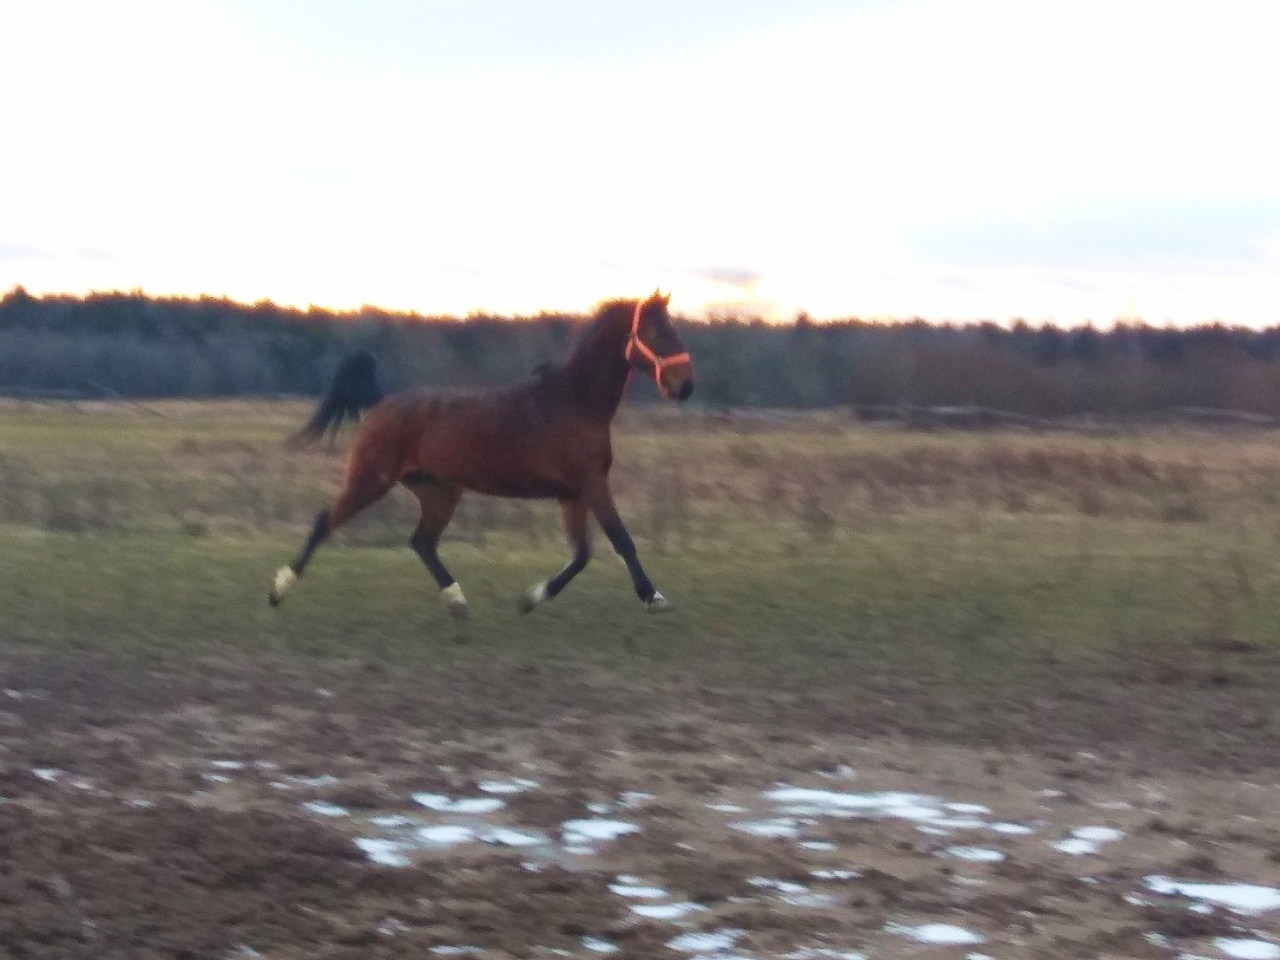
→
(626, 290, 694, 401)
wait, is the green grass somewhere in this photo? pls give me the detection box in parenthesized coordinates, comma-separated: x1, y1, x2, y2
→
(3, 400, 1279, 673)
(3, 511, 1275, 669)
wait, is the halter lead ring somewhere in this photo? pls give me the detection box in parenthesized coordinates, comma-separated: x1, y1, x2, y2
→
(626, 299, 691, 397)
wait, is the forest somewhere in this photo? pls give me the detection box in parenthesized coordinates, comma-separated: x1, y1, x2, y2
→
(4, 285, 1280, 418)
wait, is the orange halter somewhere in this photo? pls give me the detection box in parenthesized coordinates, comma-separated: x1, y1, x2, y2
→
(625, 299, 691, 397)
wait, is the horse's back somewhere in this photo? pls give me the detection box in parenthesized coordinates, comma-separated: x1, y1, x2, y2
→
(390, 381, 549, 437)
(356, 380, 594, 498)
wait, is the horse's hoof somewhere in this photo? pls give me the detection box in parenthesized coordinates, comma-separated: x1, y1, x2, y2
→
(518, 582, 549, 616)
(269, 567, 296, 607)
(441, 583, 469, 619)
(645, 592, 674, 614)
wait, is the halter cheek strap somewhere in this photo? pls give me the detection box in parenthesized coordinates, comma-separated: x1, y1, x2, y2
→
(626, 300, 691, 397)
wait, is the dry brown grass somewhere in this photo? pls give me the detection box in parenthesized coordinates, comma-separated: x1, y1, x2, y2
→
(611, 407, 1280, 537)
(3, 401, 1279, 544)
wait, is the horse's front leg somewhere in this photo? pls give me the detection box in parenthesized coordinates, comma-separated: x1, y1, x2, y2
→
(584, 477, 671, 613)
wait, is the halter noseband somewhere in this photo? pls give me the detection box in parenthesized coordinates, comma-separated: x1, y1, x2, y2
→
(625, 300, 691, 397)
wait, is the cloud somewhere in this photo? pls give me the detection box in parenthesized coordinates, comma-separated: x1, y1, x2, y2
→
(899, 198, 1280, 271)
(72, 246, 121, 263)
(0, 242, 52, 261)
(221, 0, 861, 73)
(698, 266, 763, 290)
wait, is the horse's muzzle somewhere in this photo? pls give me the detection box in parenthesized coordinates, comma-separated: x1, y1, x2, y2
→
(655, 363, 696, 404)
(659, 361, 695, 402)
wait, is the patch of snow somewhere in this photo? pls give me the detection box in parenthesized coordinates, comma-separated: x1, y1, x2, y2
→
(412, 793, 505, 814)
(483, 827, 545, 847)
(1214, 940, 1280, 960)
(990, 822, 1036, 835)
(302, 800, 349, 817)
(667, 929, 744, 953)
(946, 802, 992, 815)
(415, 825, 475, 846)
(889, 923, 986, 945)
(1053, 826, 1125, 855)
(630, 902, 705, 920)
(478, 778, 539, 795)
(729, 818, 800, 838)
(355, 838, 410, 867)
(944, 846, 1006, 862)
(562, 819, 639, 845)
(609, 882, 668, 899)
(1146, 876, 1280, 914)
(368, 814, 414, 828)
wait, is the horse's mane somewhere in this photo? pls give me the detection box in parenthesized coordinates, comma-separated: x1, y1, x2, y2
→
(591, 299, 635, 323)
(578, 300, 633, 344)
(527, 300, 634, 378)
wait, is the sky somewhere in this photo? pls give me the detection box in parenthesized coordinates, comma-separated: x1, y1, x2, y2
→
(2, 0, 1279, 326)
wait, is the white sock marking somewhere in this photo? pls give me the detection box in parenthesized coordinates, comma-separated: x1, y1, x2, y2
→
(273, 567, 297, 598)
(646, 591, 672, 613)
(441, 582, 467, 607)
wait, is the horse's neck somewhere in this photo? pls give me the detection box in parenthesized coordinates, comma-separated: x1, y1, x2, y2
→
(561, 307, 631, 419)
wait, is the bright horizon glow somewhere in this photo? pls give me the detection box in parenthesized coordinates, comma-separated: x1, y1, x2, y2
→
(2, 0, 1279, 326)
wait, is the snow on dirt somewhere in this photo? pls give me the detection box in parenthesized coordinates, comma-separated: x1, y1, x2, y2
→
(2, 645, 1279, 957)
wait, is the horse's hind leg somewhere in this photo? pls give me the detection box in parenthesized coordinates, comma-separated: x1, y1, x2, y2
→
(405, 477, 467, 618)
(519, 498, 591, 614)
(268, 463, 395, 607)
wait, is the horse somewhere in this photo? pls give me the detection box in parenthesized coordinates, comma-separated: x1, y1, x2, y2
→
(267, 291, 695, 618)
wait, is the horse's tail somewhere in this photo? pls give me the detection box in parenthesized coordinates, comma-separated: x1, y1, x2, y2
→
(286, 350, 384, 448)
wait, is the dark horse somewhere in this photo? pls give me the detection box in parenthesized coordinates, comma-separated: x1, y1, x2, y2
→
(268, 291, 694, 617)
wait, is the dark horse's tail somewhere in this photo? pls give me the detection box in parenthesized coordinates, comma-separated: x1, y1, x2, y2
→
(287, 350, 384, 448)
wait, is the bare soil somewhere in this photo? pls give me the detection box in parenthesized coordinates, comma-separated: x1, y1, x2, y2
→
(2, 639, 1278, 960)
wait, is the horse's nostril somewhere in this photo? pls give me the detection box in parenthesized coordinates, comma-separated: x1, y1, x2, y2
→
(677, 380, 694, 402)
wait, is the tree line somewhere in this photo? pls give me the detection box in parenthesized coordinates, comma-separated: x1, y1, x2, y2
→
(4, 286, 1280, 417)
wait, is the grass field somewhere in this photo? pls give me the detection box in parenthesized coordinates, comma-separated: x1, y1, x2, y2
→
(3, 400, 1280, 959)
(3, 398, 1280, 662)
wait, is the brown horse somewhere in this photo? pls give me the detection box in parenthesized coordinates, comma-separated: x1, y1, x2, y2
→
(268, 291, 694, 617)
